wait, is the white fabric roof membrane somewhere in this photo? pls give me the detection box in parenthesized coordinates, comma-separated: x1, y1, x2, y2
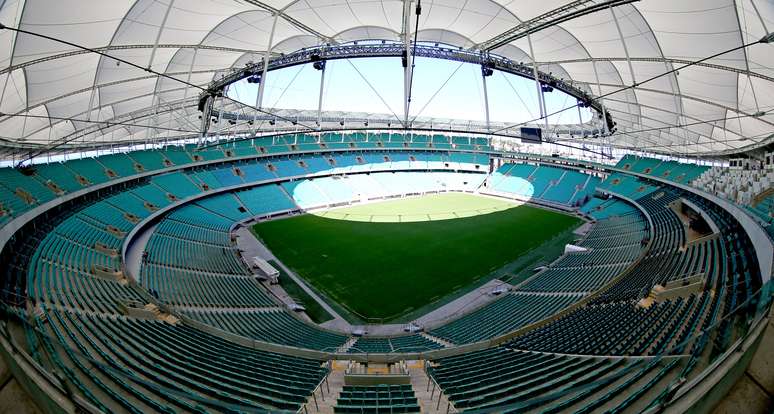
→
(0, 0, 773, 157)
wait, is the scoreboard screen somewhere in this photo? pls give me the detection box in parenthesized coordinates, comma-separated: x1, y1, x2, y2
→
(520, 127, 542, 144)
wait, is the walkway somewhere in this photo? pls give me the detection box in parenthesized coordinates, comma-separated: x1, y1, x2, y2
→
(232, 225, 353, 332)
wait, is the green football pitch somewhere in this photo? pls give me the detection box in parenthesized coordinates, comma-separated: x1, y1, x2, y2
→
(252, 193, 581, 321)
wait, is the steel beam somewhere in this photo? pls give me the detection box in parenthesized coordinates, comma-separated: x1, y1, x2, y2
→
(198, 42, 609, 127)
(474, 0, 639, 52)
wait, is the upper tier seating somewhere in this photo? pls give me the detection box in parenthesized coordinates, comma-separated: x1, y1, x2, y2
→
(693, 164, 774, 235)
(484, 163, 597, 208)
(65, 158, 112, 186)
(617, 155, 709, 184)
(150, 172, 203, 199)
(0, 132, 492, 225)
(96, 153, 140, 177)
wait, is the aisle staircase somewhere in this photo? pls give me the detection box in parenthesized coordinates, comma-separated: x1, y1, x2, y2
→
(569, 174, 593, 204)
(409, 361, 455, 413)
(303, 362, 347, 414)
(420, 332, 454, 348)
(337, 337, 358, 353)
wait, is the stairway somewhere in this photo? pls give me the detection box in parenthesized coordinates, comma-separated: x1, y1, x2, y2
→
(409, 362, 455, 413)
(337, 337, 358, 353)
(527, 165, 540, 180)
(420, 332, 454, 348)
(303, 362, 346, 414)
(753, 187, 774, 207)
(568, 174, 592, 205)
(538, 170, 567, 200)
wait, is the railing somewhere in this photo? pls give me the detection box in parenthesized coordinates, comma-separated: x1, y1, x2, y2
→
(298, 361, 332, 414)
(424, 361, 457, 413)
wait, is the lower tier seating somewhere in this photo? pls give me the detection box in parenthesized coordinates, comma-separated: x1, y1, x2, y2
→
(27, 308, 328, 412)
(507, 295, 707, 356)
(334, 384, 420, 413)
(141, 264, 274, 308)
(181, 308, 348, 352)
(428, 293, 581, 345)
(427, 346, 684, 412)
(349, 334, 443, 353)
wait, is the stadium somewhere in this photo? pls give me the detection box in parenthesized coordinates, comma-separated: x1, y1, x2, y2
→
(0, 0, 773, 413)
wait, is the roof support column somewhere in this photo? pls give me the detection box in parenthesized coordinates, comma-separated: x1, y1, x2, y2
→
(0, 0, 24, 123)
(148, 0, 175, 71)
(316, 61, 326, 131)
(741, 0, 764, 114)
(256, 13, 279, 112)
(182, 48, 199, 101)
(181, 47, 200, 136)
(215, 87, 227, 139)
(610, 5, 637, 126)
(145, 0, 176, 145)
(591, 59, 610, 135)
(610, 6, 636, 86)
(402, 0, 413, 128)
(481, 64, 491, 132)
(526, 35, 548, 131)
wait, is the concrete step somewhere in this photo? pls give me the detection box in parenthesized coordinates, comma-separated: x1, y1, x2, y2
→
(337, 337, 358, 353)
(420, 332, 454, 348)
(409, 361, 456, 414)
(304, 362, 346, 414)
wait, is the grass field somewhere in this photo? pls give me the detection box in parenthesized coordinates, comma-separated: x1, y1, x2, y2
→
(252, 193, 581, 321)
(314, 193, 520, 222)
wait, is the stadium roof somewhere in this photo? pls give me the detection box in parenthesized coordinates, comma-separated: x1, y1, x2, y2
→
(1, 0, 773, 159)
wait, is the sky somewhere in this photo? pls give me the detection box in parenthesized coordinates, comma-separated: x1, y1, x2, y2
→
(228, 56, 593, 126)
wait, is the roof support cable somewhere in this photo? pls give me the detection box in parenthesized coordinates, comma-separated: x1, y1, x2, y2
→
(500, 71, 536, 120)
(409, 61, 464, 124)
(490, 36, 770, 135)
(0, 23, 319, 166)
(346, 59, 403, 125)
(257, 63, 306, 133)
